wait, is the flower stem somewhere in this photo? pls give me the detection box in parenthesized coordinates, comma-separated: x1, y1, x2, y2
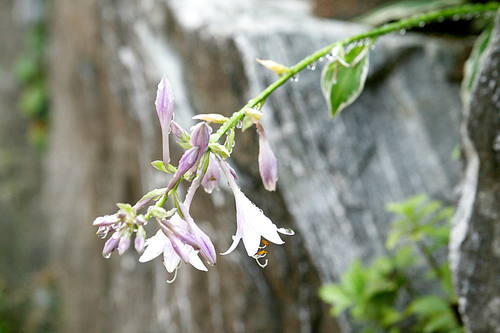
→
(212, 2, 499, 142)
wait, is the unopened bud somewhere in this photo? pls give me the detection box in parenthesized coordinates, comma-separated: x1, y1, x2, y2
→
(256, 58, 291, 76)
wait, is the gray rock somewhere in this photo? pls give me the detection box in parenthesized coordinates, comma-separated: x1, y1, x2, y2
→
(450, 11, 500, 333)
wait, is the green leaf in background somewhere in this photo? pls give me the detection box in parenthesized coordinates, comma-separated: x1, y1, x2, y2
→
(321, 40, 373, 118)
(18, 83, 47, 118)
(461, 24, 493, 105)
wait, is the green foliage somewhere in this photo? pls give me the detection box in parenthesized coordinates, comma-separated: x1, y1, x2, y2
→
(319, 195, 463, 332)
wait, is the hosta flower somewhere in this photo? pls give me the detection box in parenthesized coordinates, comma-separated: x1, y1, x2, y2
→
(177, 200, 216, 266)
(139, 214, 207, 274)
(155, 75, 175, 165)
(256, 122, 278, 191)
(219, 158, 293, 257)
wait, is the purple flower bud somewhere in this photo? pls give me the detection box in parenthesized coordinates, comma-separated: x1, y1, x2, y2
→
(102, 230, 122, 258)
(201, 153, 220, 193)
(256, 122, 278, 191)
(171, 121, 190, 142)
(166, 147, 199, 193)
(155, 75, 175, 165)
(134, 225, 146, 254)
(189, 122, 211, 152)
(118, 231, 131, 255)
(93, 214, 120, 227)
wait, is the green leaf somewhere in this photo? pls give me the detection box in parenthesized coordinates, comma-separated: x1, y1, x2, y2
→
(386, 229, 404, 249)
(241, 115, 254, 132)
(422, 312, 456, 333)
(319, 284, 355, 316)
(407, 296, 450, 316)
(393, 245, 417, 269)
(341, 260, 367, 296)
(151, 160, 176, 173)
(321, 40, 373, 118)
(18, 84, 47, 117)
(462, 24, 493, 105)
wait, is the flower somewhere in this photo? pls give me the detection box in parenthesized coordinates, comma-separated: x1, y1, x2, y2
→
(219, 159, 293, 257)
(177, 200, 216, 266)
(201, 153, 220, 193)
(155, 75, 175, 166)
(256, 122, 278, 191)
(138, 215, 207, 273)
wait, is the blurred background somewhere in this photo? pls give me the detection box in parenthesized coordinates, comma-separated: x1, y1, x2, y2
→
(0, 0, 496, 332)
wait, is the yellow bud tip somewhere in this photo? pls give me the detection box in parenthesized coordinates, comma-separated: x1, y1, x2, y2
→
(256, 58, 291, 76)
(192, 113, 229, 124)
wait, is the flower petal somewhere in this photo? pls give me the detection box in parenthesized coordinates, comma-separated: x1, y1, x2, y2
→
(139, 230, 167, 262)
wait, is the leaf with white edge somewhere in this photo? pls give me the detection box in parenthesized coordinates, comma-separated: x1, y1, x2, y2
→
(321, 40, 374, 118)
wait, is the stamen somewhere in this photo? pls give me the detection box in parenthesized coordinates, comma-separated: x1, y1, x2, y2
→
(166, 261, 182, 283)
(255, 257, 268, 268)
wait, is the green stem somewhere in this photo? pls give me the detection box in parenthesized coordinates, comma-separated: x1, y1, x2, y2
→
(212, 2, 499, 142)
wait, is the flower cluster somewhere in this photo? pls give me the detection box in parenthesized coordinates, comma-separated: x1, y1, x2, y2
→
(93, 75, 294, 280)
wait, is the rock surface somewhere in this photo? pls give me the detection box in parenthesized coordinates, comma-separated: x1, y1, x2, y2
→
(450, 11, 500, 333)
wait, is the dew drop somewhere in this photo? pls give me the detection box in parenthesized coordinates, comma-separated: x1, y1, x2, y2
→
(484, 11, 492, 19)
(452, 14, 460, 21)
(204, 187, 214, 194)
(370, 44, 375, 50)
(290, 74, 299, 82)
(103, 252, 112, 259)
(474, 11, 481, 18)
(278, 227, 295, 236)
(307, 62, 317, 71)
(318, 56, 324, 62)
(438, 16, 445, 22)
(326, 53, 334, 61)
(418, 21, 425, 28)
(236, 120, 243, 128)
(399, 29, 406, 35)
(466, 13, 473, 20)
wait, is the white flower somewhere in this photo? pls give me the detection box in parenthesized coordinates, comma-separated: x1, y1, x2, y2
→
(219, 159, 293, 257)
(139, 215, 207, 273)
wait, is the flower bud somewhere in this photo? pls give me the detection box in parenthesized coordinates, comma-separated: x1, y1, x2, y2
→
(202, 153, 220, 194)
(102, 230, 122, 258)
(155, 75, 175, 165)
(256, 122, 278, 191)
(189, 122, 211, 152)
(134, 225, 146, 254)
(118, 230, 131, 255)
(93, 214, 120, 227)
(171, 121, 190, 143)
(256, 58, 291, 76)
